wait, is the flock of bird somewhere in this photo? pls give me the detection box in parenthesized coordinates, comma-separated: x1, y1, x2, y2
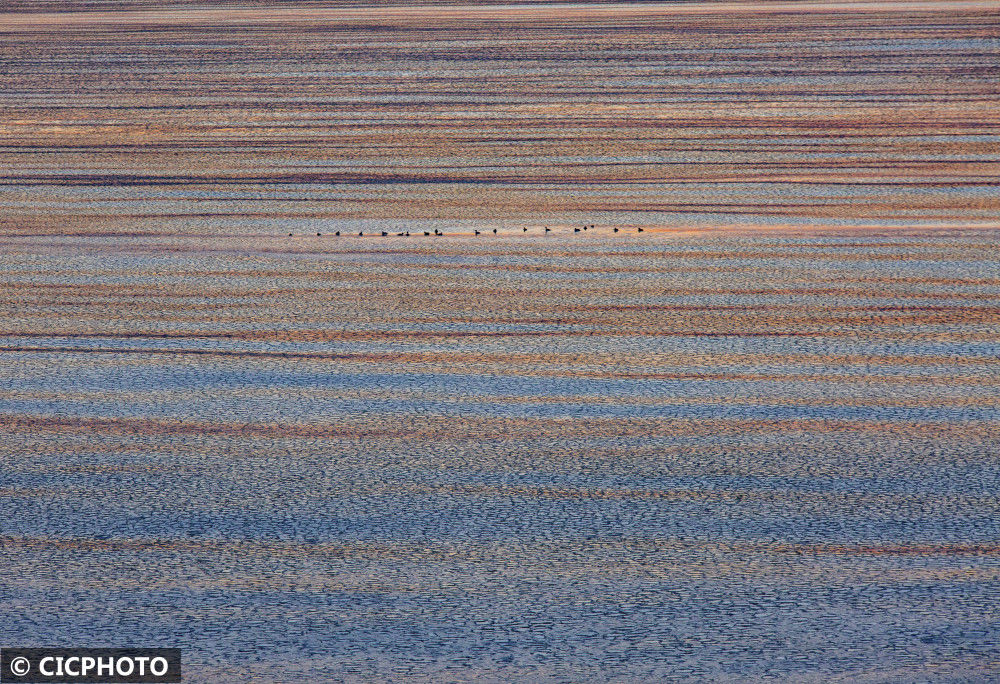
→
(291, 225, 647, 237)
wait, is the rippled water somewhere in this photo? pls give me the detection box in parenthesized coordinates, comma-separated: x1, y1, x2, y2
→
(2, 1, 998, 235)
(2, 0, 1000, 681)
(2, 230, 999, 681)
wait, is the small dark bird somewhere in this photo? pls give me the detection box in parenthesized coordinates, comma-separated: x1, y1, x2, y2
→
(288, 232, 293, 236)
(381, 231, 387, 236)
(474, 230, 481, 236)
(613, 228, 619, 233)
(583, 226, 588, 231)
(545, 227, 551, 233)
(317, 232, 322, 236)
(638, 228, 644, 233)
(405, 232, 410, 236)
(523, 227, 528, 232)
(492, 228, 497, 234)
(334, 231, 340, 236)
(424, 231, 430, 236)
(574, 228, 580, 232)
(396, 232, 404, 236)
(359, 231, 364, 236)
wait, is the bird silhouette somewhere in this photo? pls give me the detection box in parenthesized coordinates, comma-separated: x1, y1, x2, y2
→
(288, 232, 293, 236)
(638, 228, 644, 233)
(424, 231, 430, 236)
(545, 227, 551, 233)
(317, 232, 322, 236)
(334, 231, 340, 236)
(359, 231, 364, 236)
(381, 231, 387, 236)
(492, 228, 497, 234)
(474, 230, 481, 235)
(574, 228, 580, 232)
(613, 228, 619, 233)
(523, 227, 528, 232)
